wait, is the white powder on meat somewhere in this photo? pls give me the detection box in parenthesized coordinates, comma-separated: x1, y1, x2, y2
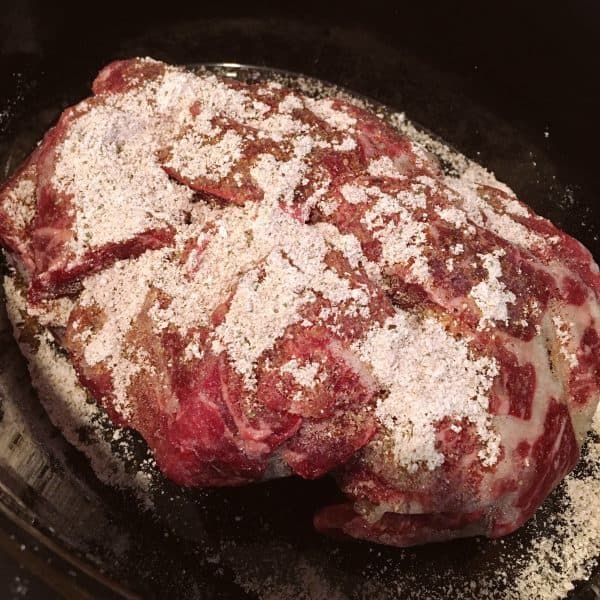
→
(445, 176, 548, 250)
(74, 181, 374, 400)
(257, 113, 308, 142)
(280, 359, 321, 389)
(213, 232, 370, 389)
(436, 206, 468, 228)
(317, 197, 339, 216)
(340, 183, 368, 205)
(168, 129, 244, 182)
(183, 340, 204, 361)
(361, 186, 425, 229)
(78, 250, 166, 366)
(316, 223, 370, 271)
(212, 251, 318, 388)
(52, 71, 201, 259)
(375, 218, 429, 284)
(352, 184, 431, 283)
(502, 198, 531, 218)
(353, 312, 500, 472)
(277, 93, 304, 114)
(2, 176, 36, 231)
(305, 176, 332, 211)
(470, 249, 517, 329)
(332, 136, 357, 152)
(74, 249, 174, 418)
(304, 98, 357, 131)
(367, 156, 404, 179)
(250, 134, 313, 206)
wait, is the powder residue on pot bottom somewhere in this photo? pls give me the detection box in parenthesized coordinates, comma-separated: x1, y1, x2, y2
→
(509, 409, 600, 600)
(221, 410, 599, 599)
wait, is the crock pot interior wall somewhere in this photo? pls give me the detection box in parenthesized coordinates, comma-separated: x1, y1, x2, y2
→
(0, 1, 599, 598)
(1, 1, 599, 180)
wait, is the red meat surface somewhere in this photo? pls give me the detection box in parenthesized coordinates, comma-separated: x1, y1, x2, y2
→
(60, 232, 392, 485)
(2, 58, 599, 548)
(0, 145, 40, 274)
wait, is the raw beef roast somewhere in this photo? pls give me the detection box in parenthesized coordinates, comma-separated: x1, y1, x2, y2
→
(1, 58, 599, 547)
